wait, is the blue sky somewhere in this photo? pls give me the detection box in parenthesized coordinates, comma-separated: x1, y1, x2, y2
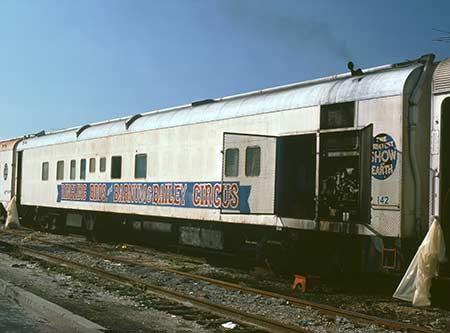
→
(1, 0, 450, 138)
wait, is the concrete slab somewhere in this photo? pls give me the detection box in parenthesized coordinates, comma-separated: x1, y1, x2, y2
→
(0, 293, 52, 333)
(0, 278, 106, 332)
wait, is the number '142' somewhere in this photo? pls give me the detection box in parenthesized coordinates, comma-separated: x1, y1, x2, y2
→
(377, 195, 389, 205)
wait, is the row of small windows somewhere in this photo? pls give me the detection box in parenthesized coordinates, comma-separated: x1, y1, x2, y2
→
(42, 148, 258, 181)
(42, 154, 147, 181)
(225, 146, 261, 177)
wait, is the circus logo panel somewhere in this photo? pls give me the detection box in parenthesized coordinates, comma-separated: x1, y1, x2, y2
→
(372, 133, 398, 180)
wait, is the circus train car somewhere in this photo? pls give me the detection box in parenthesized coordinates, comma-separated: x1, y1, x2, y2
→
(430, 57, 450, 273)
(0, 138, 22, 222)
(9, 53, 448, 274)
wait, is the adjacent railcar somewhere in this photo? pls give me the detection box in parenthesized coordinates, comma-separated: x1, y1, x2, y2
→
(5, 53, 449, 274)
(0, 138, 21, 219)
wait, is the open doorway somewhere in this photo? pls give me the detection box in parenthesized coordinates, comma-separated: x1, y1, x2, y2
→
(276, 134, 316, 219)
(441, 98, 450, 251)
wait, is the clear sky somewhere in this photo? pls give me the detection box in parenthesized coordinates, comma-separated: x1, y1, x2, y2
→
(1, 0, 450, 139)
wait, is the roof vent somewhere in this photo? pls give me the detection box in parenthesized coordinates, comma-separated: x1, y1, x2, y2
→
(23, 130, 45, 139)
(191, 99, 216, 107)
(125, 114, 142, 129)
(34, 130, 46, 137)
(76, 125, 91, 137)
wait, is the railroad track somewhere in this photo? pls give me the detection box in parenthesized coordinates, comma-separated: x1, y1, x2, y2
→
(1, 229, 445, 333)
(0, 231, 311, 333)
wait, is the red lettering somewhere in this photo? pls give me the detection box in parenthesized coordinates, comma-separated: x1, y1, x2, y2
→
(153, 185, 159, 204)
(123, 184, 128, 203)
(205, 183, 212, 207)
(200, 184, 205, 206)
(166, 184, 173, 204)
(129, 184, 134, 203)
(174, 184, 181, 205)
(230, 183, 239, 208)
(114, 184, 119, 202)
(139, 184, 146, 203)
(193, 184, 201, 206)
(180, 184, 187, 205)
(159, 184, 165, 204)
(222, 184, 230, 208)
(89, 184, 95, 201)
(213, 183, 221, 208)
(102, 184, 107, 201)
(147, 186, 153, 203)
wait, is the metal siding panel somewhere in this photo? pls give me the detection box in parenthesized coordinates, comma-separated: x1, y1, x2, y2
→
(358, 96, 403, 237)
(0, 139, 21, 204)
(19, 94, 422, 235)
(0, 150, 13, 204)
(429, 94, 450, 218)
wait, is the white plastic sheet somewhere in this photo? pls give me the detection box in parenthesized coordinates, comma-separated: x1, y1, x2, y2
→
(393, 218, 446, 306)
(5, 196, 20, 229)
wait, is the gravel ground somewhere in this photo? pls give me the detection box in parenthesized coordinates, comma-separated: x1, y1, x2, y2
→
(1, 230, 449, 333)
(56, 233, 450, 332)
(0, 250, 247, 332)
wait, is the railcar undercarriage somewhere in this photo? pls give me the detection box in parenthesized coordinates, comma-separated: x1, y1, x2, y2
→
(19, 204, 408, 276)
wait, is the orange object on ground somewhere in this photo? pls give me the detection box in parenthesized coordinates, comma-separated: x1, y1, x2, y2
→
(292, 274, 306, 292)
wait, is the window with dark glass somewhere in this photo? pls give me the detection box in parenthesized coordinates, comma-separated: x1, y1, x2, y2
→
(42, 162, 49, 181)
(225, 148, 239, 177)
(111, 156, 122, 179)
(70, 160, 76, 180)
(320, 102, 355, 129)
(245, 146, 261, 177)
(100, 157, 106, 172)
(80, 159, 86, 180)
(56, 161, 64, 180)
(134, 154, 147, 179)
(89, 158, 96, 173)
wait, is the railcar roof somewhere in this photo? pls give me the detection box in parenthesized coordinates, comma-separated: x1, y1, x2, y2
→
(0, 138, 22, 152)
(17, 59, 424, 151)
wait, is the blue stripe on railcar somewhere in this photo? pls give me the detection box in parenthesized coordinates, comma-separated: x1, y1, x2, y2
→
(57, 181, 251, 213)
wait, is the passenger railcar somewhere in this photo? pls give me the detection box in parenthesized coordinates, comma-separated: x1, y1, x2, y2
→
(2, 53, 449, 274)
(0, 138, 21, 220)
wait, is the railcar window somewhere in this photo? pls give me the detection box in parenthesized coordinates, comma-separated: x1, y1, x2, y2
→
(320, 102, 355, 129)
(80, 159, 86, 180)
(70, 160, 76, 180)
(225, 148, 239, 177)
(111, 156, 122, 179)
(56, 161, 64, 180)
(134, 154, 147, 179)
(245, 146, 261, 177)
(100, 157, 106, 172)
(41, 162, 49, 181)
(89, 158, 96, 173)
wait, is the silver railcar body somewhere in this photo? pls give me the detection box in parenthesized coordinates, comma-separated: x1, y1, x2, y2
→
(5, 54, 449, 272)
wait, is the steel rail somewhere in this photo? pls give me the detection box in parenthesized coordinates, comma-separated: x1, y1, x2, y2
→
(2, 230, 444, 333)
(3, 238, 311, 333)
(31, 235, 444, 333)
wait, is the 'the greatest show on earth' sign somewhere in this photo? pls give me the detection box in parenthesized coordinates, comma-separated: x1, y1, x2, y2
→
(372, 133, 398, 180)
